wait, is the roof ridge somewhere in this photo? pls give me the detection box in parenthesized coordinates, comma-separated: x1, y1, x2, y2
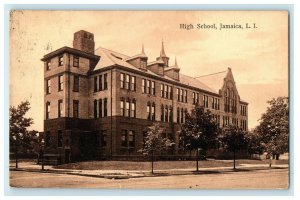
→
(96, 46, 130, 58)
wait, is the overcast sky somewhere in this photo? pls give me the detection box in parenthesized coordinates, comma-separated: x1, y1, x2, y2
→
(10, 11, 288, 131)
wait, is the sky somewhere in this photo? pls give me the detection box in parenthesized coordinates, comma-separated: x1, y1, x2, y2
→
(9, 11, 288, 131)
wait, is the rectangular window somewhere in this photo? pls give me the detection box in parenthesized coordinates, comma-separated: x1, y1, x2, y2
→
(104, 98, 108, 117)
(151, 81, 155, 95)
(58, 75, 63, 91)
(46, 102, 50, 119)
(99, 75, 103, 91)
(73, 56, 79, 67)
(142, 79, 146, 93)
(121, 131, 127, 147)
(57, 130, 63, 147)
(46, 79, 51, 94)
(151, 104, 155, 121)
(94, 76, 98, 92)
(181, 108, 184, 123)
(125, 100, 130, 117)
(120, 73, 125, 89)
(94, 100, 98, 118)
(164, 85, 168, 98)
(184, 90, 187, 103)
(177, 88, 180, 101)
(147, 80, 151, 94)
(177, 108, 180, 123)
(193, 92, 195, 104)
(196, 93, 199, 104)
(125, 74, 130, 89)
(45, 131, 50, 147)
(169, 106, 172, 122)
(131, 101, 136, 118)
(165, 106, 168, 122)
(73, 100, 79, 118)
(161, 105, 164, 122)
(161, 84, 164, 98)
(46, 60, 51, 70)
(147, 103, 151, 120)
(180, 89, 183, 102)
(101, 130, 107, 147)
(104, 74, 108, 90)
(120, 100, 124, 116)
(58, 55, 63, 66)
(99, 99, 103, 118)
(58, 100, 63, 118)
(128, 130, 135, 147)
(73, 75, 79, 92)
(131, 76, 136, 91)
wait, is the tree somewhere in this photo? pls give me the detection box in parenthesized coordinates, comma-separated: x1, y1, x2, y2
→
(256, 97, 289, 161)
(139, 123, 174, 173)
(179, 104, 219, 172)
(245, 131, 264, 158)
(9, 101, 34, 168)
(219, 125, 247, 170)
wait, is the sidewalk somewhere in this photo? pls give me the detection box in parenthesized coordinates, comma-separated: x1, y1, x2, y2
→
(9, 161, 289, 179)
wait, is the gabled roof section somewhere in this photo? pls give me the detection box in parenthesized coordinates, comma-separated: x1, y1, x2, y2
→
(179, 74, 216, 94)
(195, 70, 228, 93)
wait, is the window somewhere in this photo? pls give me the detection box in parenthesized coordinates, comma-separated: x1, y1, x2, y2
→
(125, 74, 130, 89)
(169, 106, 172, 122)
(128, 131, 135, 147)
(147, 102, 151, 120)
(58, 75, 63, 91)
(94, 76, 98, 92)
(193, 92, 195, 104)
(99, 99, 103, 118)
(57, 130, 63, 148)
(177, 107, 180, 123)
(101, 130, 107, 147)
(142, 79, 146, 93)
(58, 55, 63, 66)
(104, 98, 108, 117)
(120, 99, 124, 116)
(125, 100, 130, 117)
(121, 131, 127, 147)
(46, 60, 51, 70)
(147, 80, 151, 94)
(180, 89, 183, 102)
(73, 56, 79, 67)
(165, 106, 168, 122)
(46, 102, 50, 119)
(94, 100, 98, 118)
(130, 76, 136, 91)
(161, 105, 164, 122)
(46, 79, 51, 94)
(161, 84, 164, 98)
(181, 108, 184, 123)
(203, 95, 209, 108)
(196, 93, 199, 104)
(141, 60, 147, 69)
(73, 100, 79, 118)
(131, 100, 136, 118)
(104, 74, 108, 90)
(99, 75, 103, 91)
(164, 85, 168, 98)
(151, 81, 155, 95)
(45, 131, 50, 147)
(58, 100, 63, 118)
(177, 88, 180, 101)
(73, 75, 79, 92)
(151, 103, 155, 121)
(120, 73, 125, 88)
(184, 90, 187, 103)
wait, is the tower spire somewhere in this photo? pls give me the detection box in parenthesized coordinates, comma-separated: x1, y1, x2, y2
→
(142, 44, 145, 54)
(174, 57, 178, 67)
(161, 39, 166, 57)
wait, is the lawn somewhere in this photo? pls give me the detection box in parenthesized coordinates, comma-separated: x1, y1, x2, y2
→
(54, 159, 289, 171)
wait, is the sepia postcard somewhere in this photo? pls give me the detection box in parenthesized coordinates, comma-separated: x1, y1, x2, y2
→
(9, 10, 289, 189)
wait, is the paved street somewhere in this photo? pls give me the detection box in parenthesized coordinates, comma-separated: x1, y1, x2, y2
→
(10, 168, 289, 189)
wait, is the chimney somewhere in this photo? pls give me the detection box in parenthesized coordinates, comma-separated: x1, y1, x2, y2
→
(73, 30, 95, 54)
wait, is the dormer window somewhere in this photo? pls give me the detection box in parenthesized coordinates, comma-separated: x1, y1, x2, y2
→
(73, 56, 79, 67)
(141, 60, 147, 70)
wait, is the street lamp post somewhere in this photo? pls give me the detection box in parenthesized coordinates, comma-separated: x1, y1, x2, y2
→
(41, 139, 45, 170)
(13, 135, 18, 169)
